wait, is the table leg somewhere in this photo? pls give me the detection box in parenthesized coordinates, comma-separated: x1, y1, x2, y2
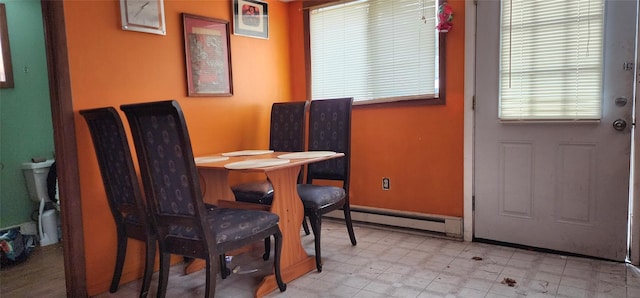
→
(255, 166, 315, 297)
(198, 168, 235, 204)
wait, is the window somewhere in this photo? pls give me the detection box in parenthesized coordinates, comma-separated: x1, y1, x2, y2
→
(307, 0, 441, 104)
(499, 0, 604, 120)
(0, 3, 14, 88)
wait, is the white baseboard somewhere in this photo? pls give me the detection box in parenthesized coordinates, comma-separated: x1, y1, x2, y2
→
(325, 205, 463, 238)
(0, 221, 38, 235)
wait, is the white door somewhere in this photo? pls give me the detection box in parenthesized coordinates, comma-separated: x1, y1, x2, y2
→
(475, 0, 636, 261)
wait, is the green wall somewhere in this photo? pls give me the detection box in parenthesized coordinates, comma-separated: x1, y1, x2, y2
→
(0, 0, 54, 228)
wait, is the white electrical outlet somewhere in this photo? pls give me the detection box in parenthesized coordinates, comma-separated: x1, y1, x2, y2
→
(382, 177, 390, 190)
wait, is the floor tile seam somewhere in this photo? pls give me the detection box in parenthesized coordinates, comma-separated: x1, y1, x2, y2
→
(558, 270, 600, 287)
(292, 280, 362, 296)
(592, 278, 631, 290)
(391, 269, 451, 292)
(557, 275, 601, 294)
(448, 272, 502, 292)
(555, 283, 601, 298)
(471, 261, 507, 277)
(485, 281, 559, 297)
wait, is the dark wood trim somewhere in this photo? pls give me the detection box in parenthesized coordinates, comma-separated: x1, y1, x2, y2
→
(438, 32, 447, 105)
(303, 9, 311, 100)
(41, 1, 87, 296)
(0, 3, 14, 88)
(353, 96, 447, 110)
(302, 0, 355, 10)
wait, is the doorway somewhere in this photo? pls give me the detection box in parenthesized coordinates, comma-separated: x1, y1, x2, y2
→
(472, 0, 637, 261)
(41, 1, 86, 295)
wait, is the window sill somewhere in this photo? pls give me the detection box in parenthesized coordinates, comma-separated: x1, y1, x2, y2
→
(499, 119, 601, 124)
(352, 94, 445, 107)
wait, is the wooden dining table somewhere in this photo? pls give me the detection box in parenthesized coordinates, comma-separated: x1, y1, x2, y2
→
(192, 151, 345, 298)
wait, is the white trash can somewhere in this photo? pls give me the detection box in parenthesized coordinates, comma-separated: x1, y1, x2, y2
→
(39, 203, 59, 246)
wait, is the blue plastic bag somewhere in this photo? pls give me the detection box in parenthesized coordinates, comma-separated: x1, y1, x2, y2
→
(0, 229, 32, 267)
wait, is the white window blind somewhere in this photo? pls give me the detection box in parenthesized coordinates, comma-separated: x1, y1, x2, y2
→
(310, 0, 438, 103)
(499, 0, 604, 120)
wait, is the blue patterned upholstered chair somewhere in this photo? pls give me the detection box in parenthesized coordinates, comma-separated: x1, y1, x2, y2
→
(297, 97, 357, 272)
(121, 100, 286, 297)
(231, 101, 307, 206)
(80, 107, 156, 298)
(230, 101, 307, 260)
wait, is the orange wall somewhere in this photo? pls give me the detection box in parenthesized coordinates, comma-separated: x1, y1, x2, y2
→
(288, 1, 466, 217)
(64, 0, 293, 294)
(65, 0, 464, 294)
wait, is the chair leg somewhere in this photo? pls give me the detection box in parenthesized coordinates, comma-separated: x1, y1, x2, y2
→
(302, 216, 310, 235)
(343, 204, 357, 246)
(205, 255, 216, 298)
(273, 230, 287, 292)
(139, 236, 156, 298)
(219, 254, 231, 279)
(263, 236, 271, 261)
(157, 251, 170, 298)
(308, 211, 323, 272)
(110, 227, 127, 293)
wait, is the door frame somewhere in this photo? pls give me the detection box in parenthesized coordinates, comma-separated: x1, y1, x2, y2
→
(631, 1, 640, 266)
(41, 0, 87, 295)
(463, 0, 475, 243)
(464, 0, 640, 264)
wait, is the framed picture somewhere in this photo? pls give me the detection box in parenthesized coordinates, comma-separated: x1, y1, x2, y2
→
(182, 13, 233, 96)
(119, 0, 166, 35)
(233, 0, 268, 39)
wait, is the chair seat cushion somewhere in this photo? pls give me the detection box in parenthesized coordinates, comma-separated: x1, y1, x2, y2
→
(297, 184, 345, 209)
(168, 208, 279, 243)
(231, 180, 274, 205)
(209, 208, 279, 244)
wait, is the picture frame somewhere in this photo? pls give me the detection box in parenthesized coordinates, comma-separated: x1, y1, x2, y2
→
(119, 0, 166, 35)
(233, 0, 268, 39)
(182, 13, 233, 97)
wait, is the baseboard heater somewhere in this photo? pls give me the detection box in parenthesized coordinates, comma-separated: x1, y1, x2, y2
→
(324, 205, 463, 239)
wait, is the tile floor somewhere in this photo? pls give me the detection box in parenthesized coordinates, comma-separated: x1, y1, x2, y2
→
(95, 220, 640, 297)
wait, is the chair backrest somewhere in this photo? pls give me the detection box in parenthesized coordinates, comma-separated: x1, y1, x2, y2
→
(269, 101, 307, 152)
(80, 107, 149, 230)
(121, 100, 215, 258)
(306, 97, 353, 186)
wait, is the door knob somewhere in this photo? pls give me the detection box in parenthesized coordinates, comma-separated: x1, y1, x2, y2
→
(613, 119, 627, 131)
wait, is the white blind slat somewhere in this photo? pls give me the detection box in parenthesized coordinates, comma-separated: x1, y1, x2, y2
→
(499, 0, 604, 120)
(311, 0, 438, 102)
